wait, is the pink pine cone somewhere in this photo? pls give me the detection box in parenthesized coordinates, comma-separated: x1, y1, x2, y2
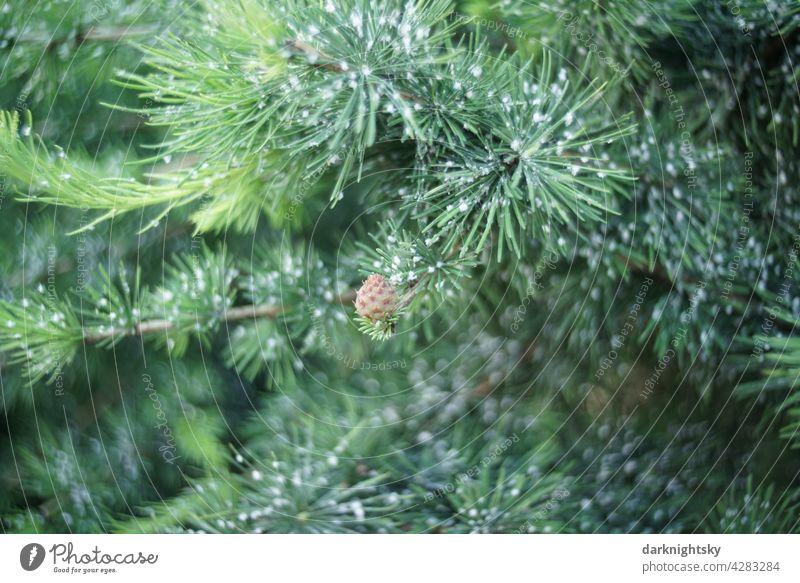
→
(355, 274, 399, 321)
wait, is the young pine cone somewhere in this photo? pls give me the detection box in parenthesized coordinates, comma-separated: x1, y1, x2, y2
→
(355, 274, 398, 321)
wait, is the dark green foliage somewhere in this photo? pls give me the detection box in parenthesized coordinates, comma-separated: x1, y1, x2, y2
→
(1, 0, 799, 534)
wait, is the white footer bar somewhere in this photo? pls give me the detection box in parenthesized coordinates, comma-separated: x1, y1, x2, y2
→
(1, 534, 797, 581)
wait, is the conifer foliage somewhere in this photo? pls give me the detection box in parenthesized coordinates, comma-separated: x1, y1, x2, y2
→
(0, 0, 799, 533)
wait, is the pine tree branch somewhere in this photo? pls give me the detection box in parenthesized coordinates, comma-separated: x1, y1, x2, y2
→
(15, 25, 158, 47)
(82, 290, 358, 344)
(80, 305, 278, 343)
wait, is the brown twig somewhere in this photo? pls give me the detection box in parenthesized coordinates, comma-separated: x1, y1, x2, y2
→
(83, 291, 356, 344)
(16, 25, 158, 48)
